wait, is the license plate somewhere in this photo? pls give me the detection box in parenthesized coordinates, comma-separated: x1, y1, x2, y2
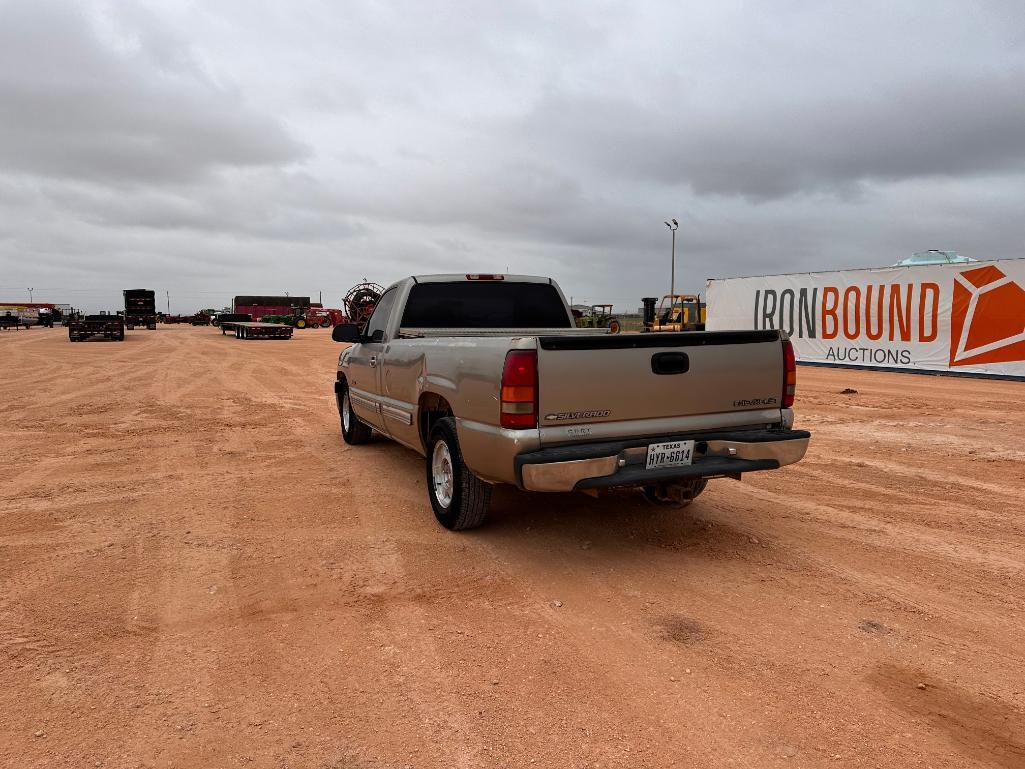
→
(645, 440, 695, 470)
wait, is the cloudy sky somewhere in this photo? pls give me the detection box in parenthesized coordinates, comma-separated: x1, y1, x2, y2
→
(1, 0, 1023, 313)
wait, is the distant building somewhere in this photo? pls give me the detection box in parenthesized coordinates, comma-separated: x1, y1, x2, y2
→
(893, 250, 978, 266)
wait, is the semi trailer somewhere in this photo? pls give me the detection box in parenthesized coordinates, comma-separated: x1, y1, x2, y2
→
(124, 289, 157, 330)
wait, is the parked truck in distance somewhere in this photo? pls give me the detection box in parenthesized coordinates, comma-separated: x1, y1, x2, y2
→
(69, 314, 125, 342)
(211, 313, 252, 327)
(123, 289, 157, 330)
(331, 274, 809, 531)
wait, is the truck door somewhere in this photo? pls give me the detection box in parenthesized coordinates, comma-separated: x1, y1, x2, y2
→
(345, 288, 396, 433)
(374, 339, 421, 449)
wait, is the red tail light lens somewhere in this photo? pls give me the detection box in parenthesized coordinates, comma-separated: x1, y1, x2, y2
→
(782, 339, 796, 408)
(501, 350, 537, 429)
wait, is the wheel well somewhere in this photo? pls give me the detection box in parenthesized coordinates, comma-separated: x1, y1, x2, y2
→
(418, 393, 453, 449)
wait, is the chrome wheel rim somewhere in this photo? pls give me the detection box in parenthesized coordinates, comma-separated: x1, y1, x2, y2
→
(431, 441, 454, 509)
(342, 391, 351, 432)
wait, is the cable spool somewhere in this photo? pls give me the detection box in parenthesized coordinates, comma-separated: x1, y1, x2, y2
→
(343, 281, 385, 330)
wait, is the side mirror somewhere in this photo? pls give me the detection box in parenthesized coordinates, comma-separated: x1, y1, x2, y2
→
(332, 323, 362, 343)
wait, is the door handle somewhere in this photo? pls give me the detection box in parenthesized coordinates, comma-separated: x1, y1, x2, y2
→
(369, 355, 377, 368)
(651, 351, 689, 375)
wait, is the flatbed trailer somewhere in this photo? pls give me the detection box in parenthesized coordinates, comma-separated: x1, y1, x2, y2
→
(221, 321, 293, 340)
(69, 315, 125, 342)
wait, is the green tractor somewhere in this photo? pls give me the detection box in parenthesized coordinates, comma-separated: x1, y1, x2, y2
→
(260, 314, 296, 326)
(575, 303, 621, 334)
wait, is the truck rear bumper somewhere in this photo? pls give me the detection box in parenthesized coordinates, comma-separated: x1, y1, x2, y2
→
(514, 429, 810, 492)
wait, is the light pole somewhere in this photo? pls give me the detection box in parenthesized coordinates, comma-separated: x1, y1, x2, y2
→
(27, 287, 34, 302)
(166, 291, 170, 315)
(663, 219, 678, 298)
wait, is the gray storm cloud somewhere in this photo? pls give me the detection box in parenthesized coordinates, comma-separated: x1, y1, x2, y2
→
(0, 1, 308, 185)
(0, 0, 1022, 312)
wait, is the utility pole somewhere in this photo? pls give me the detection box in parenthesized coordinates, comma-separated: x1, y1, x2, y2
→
(166, 290, 170, 315)
(27, 287, 33, 302)
(663, 219, 679, 298)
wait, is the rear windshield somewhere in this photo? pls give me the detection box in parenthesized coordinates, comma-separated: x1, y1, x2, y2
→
(400, 281, 572, 328)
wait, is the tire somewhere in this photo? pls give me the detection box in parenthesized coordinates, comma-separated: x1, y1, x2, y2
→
(321, 319, 332, 329)
(296, 318, 307, 329)
(641, 479, 707, 508)
(126, 324, 134, 330)
(426, 417, 491, 530)
(608, 319, 621, 334)
(338, 381, 373, 444)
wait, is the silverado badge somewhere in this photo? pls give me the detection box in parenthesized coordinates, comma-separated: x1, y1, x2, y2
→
(544, 410, 611, 421)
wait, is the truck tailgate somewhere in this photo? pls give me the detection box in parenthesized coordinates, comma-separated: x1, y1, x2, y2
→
(535, 330, 785, 445)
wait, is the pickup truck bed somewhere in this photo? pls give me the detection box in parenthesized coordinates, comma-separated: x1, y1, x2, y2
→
(332, 274, 809, 530)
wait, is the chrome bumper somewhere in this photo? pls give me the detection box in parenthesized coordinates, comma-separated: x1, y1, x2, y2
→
(517, 429, 811, 492)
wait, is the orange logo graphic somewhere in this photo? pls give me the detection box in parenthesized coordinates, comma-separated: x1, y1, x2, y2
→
(949, 266, 1025, 366)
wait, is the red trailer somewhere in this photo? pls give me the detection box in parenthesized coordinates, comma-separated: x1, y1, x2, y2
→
(233, 295, 310, 321)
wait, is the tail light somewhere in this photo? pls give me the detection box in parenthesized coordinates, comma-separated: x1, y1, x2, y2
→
(782, 339, 797, 408)
(466, 274, 505, 280)
(501, 350, 537, 429)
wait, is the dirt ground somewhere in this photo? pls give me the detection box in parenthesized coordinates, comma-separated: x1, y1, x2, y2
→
(2, 325, 1023, 769)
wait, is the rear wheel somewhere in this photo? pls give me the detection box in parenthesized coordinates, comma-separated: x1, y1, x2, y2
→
(321, 318, 332, 328)
(642, 479, 707, 508)
(608, 319, 622, 334)
(296, 318, 307, 329)
(426, 417, 491, 530)
(339, 382, 373, 444)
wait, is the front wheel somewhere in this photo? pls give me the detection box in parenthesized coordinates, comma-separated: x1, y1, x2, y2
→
(339, 382, 373, 444)
(296, 318, 307, 329)
(426, 417, 491, 530)
(608, 319, 622, 334)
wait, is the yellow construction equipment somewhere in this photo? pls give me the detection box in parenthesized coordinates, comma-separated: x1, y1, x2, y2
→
(642, 294, 706, 332)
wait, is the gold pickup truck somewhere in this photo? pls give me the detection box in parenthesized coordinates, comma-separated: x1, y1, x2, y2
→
(332, 274, 809, 530)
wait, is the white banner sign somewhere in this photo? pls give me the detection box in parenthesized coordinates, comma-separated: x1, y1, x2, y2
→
(706, 259, 1025, 378)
